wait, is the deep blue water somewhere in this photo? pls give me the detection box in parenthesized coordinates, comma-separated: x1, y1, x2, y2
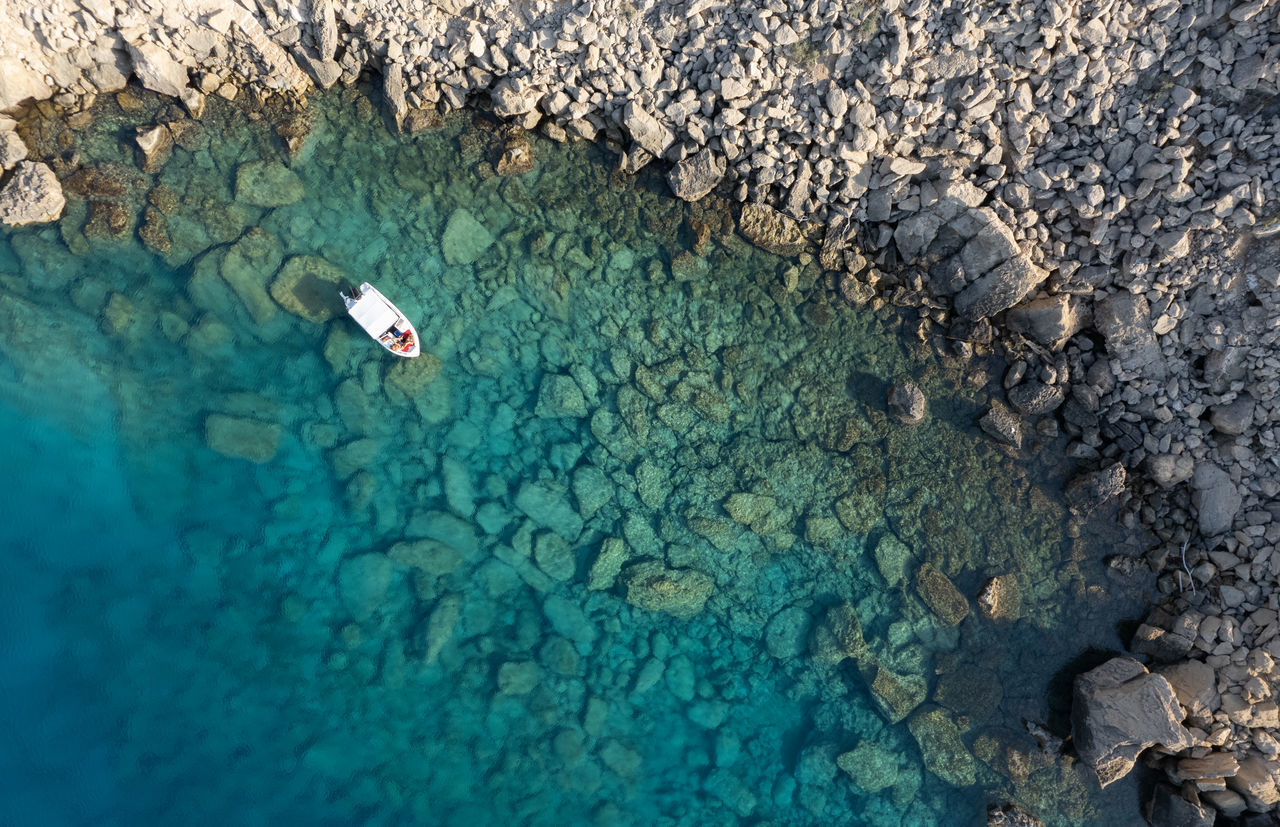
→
(0, 89, 1148, 826)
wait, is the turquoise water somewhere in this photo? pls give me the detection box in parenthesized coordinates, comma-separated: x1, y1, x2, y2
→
(0, 88, 1148, 825)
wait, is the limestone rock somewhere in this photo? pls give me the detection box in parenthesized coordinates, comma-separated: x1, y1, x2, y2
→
(387, 539, 462, 576)
(622, 560, 713, 620)
(1191, 462, 1241, 537)
(739, 203, 805, 256)
(916, 563, 969, 626)
(954, 256, 1049, 320)
(441, 207, 494, 265)
(808, 602, 864, 665)
(764, 605, 812, 659)
(667, 147, 725, 201)
(1071, 657, 1193, 787)
(205, 413, 280, 463)
(126, 41, 190, 98)
(976, 574, 1020, 621)
(1065, 463, 1125, 515)
(873, 533, 914, 587)
(622, 101, 674, 157)
(337, 553, 394, 622)
(979, 399, 1022, 449)
(270, 255, 348, 322)
(514, 480, 583, 541)
(1156, 660, 1219, 722)
(887, 382, 926, 426)
(908, 706, 976, 787)
(387, 352, 443, 397)
(837, 742, 897, 793)
(221, 227, 282, 325)
(419, 593, 461, 665)
(987, 804, 1044, 827)
(0, 128, 29, 171)
(1006, 295, 1081, 348)
(0, 56, 52, 110)
(1147, 783, 1214, 827)
(135, 124, 172, 173)
(1227, 754, 1280, 811)
(0, 162, 66, 226)
(869, 663, 927, 722)
(588, 537, 630, 590)
(1094, 292, 1167, 380)
(535, 373, 587, 418)
(235, 160, 305, 207)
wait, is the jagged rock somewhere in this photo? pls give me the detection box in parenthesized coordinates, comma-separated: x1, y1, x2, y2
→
(1007, 381, 1064, 416)
(1148, 783, 1215, 827)
(126, 41, 190, 98)
(954, 256, 1049, 320)
(667, 147, 725, 201)
(764, 605, 812, 659)
(1191, 462, 1241, 537)
(738, 203, 805, 256)
(382, 61, 407, 130)
(0, 128, 29, 171)
(1130, 623, 1194, 663)
(888, 381, 926, 425)
(908, 706, 976, 787)
(0, 162, 65, 226)
(979, 400, 1022, 449)
(1065, 463, 1125, 515)
(496, 128, 535, 176)
(893, 211, 943, 261)
(808, 602, 864, 665)
(441, 207, 494, 265)
(337, 553, 393, 622)
(269, 255, 347, 322)
(1094, 291, 1167, 380)
(588, 537, 630, 590)
(1071, 657, 1193, 787)
(535, 373, 587, 418)
(987, 804, 1043, 827)
(1211, 393, 1255, 436)
(916, 563, 969, 626)
(837, 742, 898, 793)
(312, 0, 338, 61)
(491, 77, 539, 117)
(0, 55, 52, 110)
(622, 101, 674, 157)
(621, 560, 713, 620)
(1156, 660, 1219, 722)
(204, 413, 280, 463)
(976, 574, 1020, 621)
(235, 160, 305, 207)
(869, 663, 927, 722)
(135, 124, 173, 173)
(1226, 754, 1280, 812)
(1006, 295, 1081, 347)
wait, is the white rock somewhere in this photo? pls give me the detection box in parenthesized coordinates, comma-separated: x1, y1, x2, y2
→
(0, 161, 66, 226)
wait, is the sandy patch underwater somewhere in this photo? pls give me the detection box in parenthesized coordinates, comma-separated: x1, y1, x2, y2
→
(0, 87, 1151, 825)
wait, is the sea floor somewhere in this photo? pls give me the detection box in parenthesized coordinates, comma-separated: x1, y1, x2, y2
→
(0, 87, 1151, 826)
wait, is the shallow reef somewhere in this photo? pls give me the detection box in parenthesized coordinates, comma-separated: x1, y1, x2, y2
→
(0, 88, 1152, 825)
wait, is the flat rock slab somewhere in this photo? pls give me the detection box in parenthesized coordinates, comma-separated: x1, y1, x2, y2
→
(739, 203, 805, 256)
(908, 705, 976, 787)
(441, 207, 494, 265)
(235, 160, 305, 207)
(1094, 292, 1167, 380)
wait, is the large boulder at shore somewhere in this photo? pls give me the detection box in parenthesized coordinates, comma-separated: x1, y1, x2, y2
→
(739, 203, 805, 256)
(0, 161, 66, 226)
(622, 101, 674, 157)
(621, 560, 713, 620)
(0, 55, 53, 110)
(1191, 462, 1241, 537)
(1071, 657, 1193, 787)
(269, 255, 348, 322)
(126, 41, 191, 98)
(954, 255, 1049, 320)
(205, 413, 281, 463)
(667, 147, 725, 201)
(0, 129, 29, 171)
(235, 160, 305, 207)
(1064, 463, 1125, 515)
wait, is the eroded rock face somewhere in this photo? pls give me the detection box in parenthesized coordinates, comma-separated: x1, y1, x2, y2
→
(1071, 657, 1193, 788)
(0, 161, 66, 226)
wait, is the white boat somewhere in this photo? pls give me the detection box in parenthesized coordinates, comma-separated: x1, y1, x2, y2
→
(341, 282, 420, 358)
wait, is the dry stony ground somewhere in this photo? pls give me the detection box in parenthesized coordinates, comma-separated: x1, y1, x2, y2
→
(2, 0, 1280, 820)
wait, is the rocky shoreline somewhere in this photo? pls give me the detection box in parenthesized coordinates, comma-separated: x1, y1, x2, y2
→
(2, 0, 1279, 821)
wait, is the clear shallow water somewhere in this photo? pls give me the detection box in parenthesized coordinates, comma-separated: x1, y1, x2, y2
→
(0, 88, 1148, 825)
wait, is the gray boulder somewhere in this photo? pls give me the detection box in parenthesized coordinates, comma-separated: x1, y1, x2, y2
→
(954, 256, 1049, 320)
(1094, 292, 1167, 380)
(979, 399, 1022, 449)
(1191, 463, 1241, 537)
(0, 161, 65, 226)
(667, 147, 725, 201)
(126, 41, 190, 98)
(1007, 380, 1064, 416)
(1006, 294, 1082, 348)
(888, 381, 927, 425)
(1210, 393, 1255, 436)
(1064, 463, 1125, 515)
(1071, 657, 1193, 787)
(1147, 783, 1214, 827)
(623, 101, 674, 157)
(739, 203, 805, 256)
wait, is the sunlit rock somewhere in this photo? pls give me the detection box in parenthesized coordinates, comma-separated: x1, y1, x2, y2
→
(908, 706, 977, 787)
(0, 162, 66, 226)
(915, 563, 970, 626)
(621, 560, 713, 619)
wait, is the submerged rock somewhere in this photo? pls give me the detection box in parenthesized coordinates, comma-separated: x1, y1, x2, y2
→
(204, 413, 280, 463)
(587, 537, 630, 590)
(908, 706, 977, 787)
(915, 563, 969, 626)
(337, 553, 394, 622)
(1064, 462, 1125, 515)
(419, 593, 461, 665)
(387, 352, 443, 397)
(441, 207, 494, 265)
(621, 560, 713, 620)
(837, 742, 898, 793)
(869, 663, 927, 723)
(809, 603, 865, 665)
(1071, 657, 1193, 787)
(221, 227, 283, 325)
(235, 160, 305, 207)
(888, 381, 927, 426)
(738, 203, 805, 256)
(0, 161, 66, 226)
(270, 255, 348, 322)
